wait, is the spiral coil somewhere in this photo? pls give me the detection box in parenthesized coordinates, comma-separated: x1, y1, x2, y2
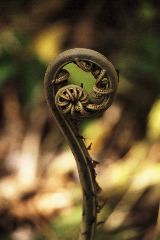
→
(49, 49, 118, 119)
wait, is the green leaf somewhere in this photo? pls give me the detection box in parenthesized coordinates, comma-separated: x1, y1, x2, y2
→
(0, 62, 16, 84)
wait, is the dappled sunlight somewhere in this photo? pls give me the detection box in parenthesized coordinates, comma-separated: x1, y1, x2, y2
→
(147, 98, 160, 141)
(99, 141, 160, 232)
(32, 23, 69, 63)
(11, 190, 73, 219)
(98, 142, 148, 194)
(47, 150, 76, 176)
(12, 226, 33, 240)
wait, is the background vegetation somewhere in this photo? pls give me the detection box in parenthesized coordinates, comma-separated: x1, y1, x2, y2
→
(0, 0, 159, 239)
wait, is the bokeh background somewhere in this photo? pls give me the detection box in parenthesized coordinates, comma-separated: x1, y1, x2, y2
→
(0, 1, 160, 240)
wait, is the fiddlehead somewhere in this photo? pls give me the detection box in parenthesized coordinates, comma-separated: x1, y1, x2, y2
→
(44, 48, 118, 240)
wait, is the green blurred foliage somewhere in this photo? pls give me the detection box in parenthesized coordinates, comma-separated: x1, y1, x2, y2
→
(0, 30, 45, 104)
(64, 63, 94, 93)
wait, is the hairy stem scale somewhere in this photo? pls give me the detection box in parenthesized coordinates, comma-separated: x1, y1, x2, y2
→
(44, 48, 118, 240)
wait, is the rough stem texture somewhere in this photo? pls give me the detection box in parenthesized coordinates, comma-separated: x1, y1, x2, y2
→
(44, 48, 118, 240)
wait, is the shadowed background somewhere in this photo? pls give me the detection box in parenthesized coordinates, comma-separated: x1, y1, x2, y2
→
(0, 1, 160, 239)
